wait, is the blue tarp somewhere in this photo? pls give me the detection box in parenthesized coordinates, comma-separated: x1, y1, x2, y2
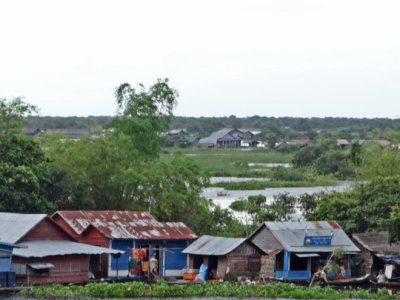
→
(381, 256, 400, 264)
(195, 264, 208, 281)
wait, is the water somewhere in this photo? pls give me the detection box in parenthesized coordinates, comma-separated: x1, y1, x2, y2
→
(248, 163, 292, 168)
(209, 177, 270, 184)
(203, 178, 355, 221)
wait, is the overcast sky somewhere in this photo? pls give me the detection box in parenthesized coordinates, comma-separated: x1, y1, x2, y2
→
(0, 0, 399, 118)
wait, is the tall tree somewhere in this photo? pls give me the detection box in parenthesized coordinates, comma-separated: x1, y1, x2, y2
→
(0, 99, 58, 213)
(0, 97, 37, 134)
(106, 78, 178, 161)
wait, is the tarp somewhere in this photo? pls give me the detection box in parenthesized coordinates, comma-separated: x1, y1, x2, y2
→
(295, 253, 320, 258)
(28, 263, 55, 269)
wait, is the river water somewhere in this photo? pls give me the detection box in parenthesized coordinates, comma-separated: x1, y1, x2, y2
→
(202, 178, 355, 221)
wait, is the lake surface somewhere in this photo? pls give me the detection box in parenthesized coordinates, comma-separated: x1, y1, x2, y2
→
(203, 178, 355, 221)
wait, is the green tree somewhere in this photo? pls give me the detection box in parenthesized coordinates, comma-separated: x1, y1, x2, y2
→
(0, 134, 57, 213)
(0, 97, 37, 134)
(106, 78, 178, 161)
(308, 177, 400, 233)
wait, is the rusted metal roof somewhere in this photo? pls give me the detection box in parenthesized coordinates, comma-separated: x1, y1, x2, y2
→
(52, 210, 198, 240)
(352, 232, 400, 256)
(182, 235, 246, 256)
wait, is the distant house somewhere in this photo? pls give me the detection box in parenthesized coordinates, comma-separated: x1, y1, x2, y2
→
(182, 235, 264, 280)
(52, 210, 198, 279)
(198, 128, 257, 148)
(287, 137, 312, 147)
(167, 128, 187, 136)
(249, 221, 359, 281)
(336, 139, 350, 149)
(21, 128, 42, 137)
(0, 212, 120, 285)
(352, 232, 400, 278)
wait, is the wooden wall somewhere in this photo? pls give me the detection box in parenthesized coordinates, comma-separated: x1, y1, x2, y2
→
(250, 226, 283, 253)
(216, 241, 263, 279)
(19, 218, 73, 242)
(13, 255, 90, 285)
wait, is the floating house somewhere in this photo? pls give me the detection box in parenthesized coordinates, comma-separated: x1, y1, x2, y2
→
(352, 232, 400, 278)
(0, 241, 25, 287)
(182, 235, 264, 280)
(249, 221, 360, 281)
(51, 210, 198, 278)
(0, 212, 121, 285)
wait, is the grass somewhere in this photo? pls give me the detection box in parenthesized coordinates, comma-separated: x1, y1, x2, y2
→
(209, 180, 332, 190)
(162, 147, 294, 177)
(23, 280, 399, 299)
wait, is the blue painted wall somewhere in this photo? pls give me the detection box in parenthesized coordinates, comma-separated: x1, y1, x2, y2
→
(275, 251, 352, 280)
(0, 245, 13, 272)
(111, 239, 132, 270)
(110, 239, 190, 273)
(165, 240, 187, 270)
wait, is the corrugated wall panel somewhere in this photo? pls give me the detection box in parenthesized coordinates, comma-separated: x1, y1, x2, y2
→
(165, 240, 187, 270)
(111, 239, 132, 270)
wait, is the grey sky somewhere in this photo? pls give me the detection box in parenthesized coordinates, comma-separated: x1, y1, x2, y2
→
(0, 0, 399, 118)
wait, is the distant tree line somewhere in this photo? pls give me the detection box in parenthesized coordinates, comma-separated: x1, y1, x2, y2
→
(24, 115, 400, 140)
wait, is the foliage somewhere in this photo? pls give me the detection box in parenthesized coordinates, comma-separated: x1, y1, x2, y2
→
(324, 248, 345, 274)
(308, 176, 400, 233)
(230, 192, 300, 231)
(169, 147, 294, 177)
(210, 180, 331, 190)
(23, 280, 398, 299)
(292, 135, 352, 178)
(0, 132, 64, 213)
(358, 145, 400, 179)
(106, 78, 178, 161)
(0, 97, 37, 134)
(388, 205, 400, 244)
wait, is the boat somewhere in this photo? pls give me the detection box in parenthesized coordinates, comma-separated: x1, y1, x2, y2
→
(370, 278, 400, 290)
(325, 274, 370, 286)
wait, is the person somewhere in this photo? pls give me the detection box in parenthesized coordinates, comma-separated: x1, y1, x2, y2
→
(314, 266, 328, 283)
(377, 269, 387, 283)
(149, 254, 159, 280)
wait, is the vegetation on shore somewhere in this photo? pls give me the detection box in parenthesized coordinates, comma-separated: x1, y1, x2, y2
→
(22, 280, 398, 299)
(162, 147, 294, 177)
(209, 180, 331, 190)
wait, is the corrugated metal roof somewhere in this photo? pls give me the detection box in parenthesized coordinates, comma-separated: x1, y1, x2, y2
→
(0, 212, 47, 243)
(13, 240, 124, 258)
(53, 210, 198, 240)
(198, 128, 236, 145)
(261, 221, 359, 253)
(182, 235, 246, 256)
(352, 232, 400, 255)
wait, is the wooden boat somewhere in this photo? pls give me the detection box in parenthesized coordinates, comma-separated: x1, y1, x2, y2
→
(325, 274, 370, 286)
(370, 279, 400, 290)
